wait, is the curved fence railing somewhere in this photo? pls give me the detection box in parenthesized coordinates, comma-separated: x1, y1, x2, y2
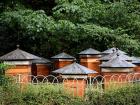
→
(2, 73, 140, 97)
(10, 73, 140, 84)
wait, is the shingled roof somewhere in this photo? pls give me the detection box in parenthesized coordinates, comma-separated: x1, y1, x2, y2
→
(100, 51, 131, 61)
(131, 56, 140, 64)
(52, 62, 97, 74)
(101, 47, 126, 55)
(32, 57, 51, 64)
(78, 48, 101, 55)
(0, 48, 41, 61)
(100, 54, 136, 68)
(51, 52, 75, 59)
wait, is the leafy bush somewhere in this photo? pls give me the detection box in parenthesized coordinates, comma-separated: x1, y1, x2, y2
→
(22, 84, 84, 105)
(85, 84, 140, 105)
(0, 83, 84, 105)
(0, 63, 9, 75)
(0, 77, 140, 105)
(0, 63, 9, 85)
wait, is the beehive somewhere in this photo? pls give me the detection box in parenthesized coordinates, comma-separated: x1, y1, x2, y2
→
(78, 48, 101, 76)
(52, 62, 97, 97)
(51, 52, 75, 69)
(100, 54, 136, 89)
(0, 45, 51, 83)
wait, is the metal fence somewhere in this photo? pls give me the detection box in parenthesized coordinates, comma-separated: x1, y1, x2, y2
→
(1, 73, 140, 97)
(11, 73, 140, 83)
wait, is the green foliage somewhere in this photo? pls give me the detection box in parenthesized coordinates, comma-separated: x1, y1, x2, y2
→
(22, 84, 84, 105)
(0, 0, 140, 57)
(86, 84, 140, 105)
(0, 63, 8, 75)
(0, 82, 23, 105)
(0, 83, 84, 105)
(0, 63, 9, 86)
(0, 81, 140, 105)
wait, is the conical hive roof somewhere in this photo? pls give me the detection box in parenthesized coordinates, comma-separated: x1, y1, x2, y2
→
(131, 56, 140, 64)
(51, 52, 75, 59)
(0, 48, 41, 61)
(100, 51, 131, 61)
(78, 48, 101, 55)
(32, 57, 51, 64)
(100, 54, 136, 68)
(52, 62, 97, 74)
(101, 47, 126, 55)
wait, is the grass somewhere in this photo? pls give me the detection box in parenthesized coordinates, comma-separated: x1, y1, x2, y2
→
(0, 79, 140, 105)
(0, 82, 84, 105)
(85, 83, 140, 105)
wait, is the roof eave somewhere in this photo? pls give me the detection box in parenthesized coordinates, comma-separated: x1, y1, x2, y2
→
(100, 66, 135, 68)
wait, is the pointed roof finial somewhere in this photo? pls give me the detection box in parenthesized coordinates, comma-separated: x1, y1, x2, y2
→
(112, 49, 115, 53)
(16, 44, 20, 49)
(116, 48, 119, 51)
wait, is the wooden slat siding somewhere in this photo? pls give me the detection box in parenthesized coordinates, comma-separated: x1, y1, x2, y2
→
(80, 57, 101, 76)
(134, 66, 140, 73)
(59, 61, 74, 68)
(36, 64, 50, 76)
(80, 62, 88, 67)
(54, 60, 74, 69)
(6, 65, 31, 74)
(63, 79, 86, 97)
(102, 69, 134, 89)
(6, 65, 31, 83)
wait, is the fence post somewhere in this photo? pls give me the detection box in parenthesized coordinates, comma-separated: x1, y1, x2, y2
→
(89, 76, 92, 86)
(17, 74, 21, 83)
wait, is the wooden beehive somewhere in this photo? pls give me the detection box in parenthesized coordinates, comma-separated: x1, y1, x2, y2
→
(0, 45, 46, 83)
(78, 48, 101, 76)
(52, 62, 97, 97)
(51, 52, 75, 69)
(100, 54, 136, 89)
(63, 78, 86, 97)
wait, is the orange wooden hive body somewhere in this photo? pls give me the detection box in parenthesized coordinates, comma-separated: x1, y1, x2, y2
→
(63, 78, 86, 97)
(134, 65, 140, 73)
(4, 61, 32, 83)
(54, 59, 74, 69)
(78, 48, 101, 77)
(32, 58, 51, 77)
(80, 55, 101, 77)
(51, 52, 75, 69)
(36, 64, 50, 76)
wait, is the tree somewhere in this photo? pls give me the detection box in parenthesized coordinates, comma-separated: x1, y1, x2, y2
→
(0, 0, 140, 57)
